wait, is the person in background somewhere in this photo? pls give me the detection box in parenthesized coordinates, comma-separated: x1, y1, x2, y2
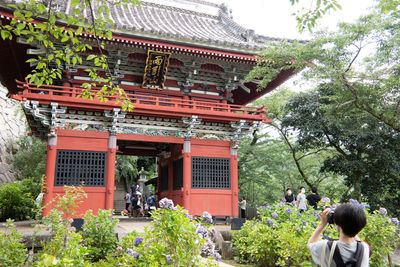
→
(147, 193, 156, 211)
(284, 188, 296, 203)
(307, 186, 322, 210)
(124, 190, 131, 212)
(239, 196, 246, 219)
(136, 191, 144, 217)
(297, 186, 308, 212)
(130, 193, 139, 217)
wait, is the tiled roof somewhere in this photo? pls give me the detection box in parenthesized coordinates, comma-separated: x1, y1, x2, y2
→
(59, 0, 286, 53)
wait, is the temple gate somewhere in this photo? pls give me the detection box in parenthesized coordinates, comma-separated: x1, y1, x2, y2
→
(0, 0, 295, 217)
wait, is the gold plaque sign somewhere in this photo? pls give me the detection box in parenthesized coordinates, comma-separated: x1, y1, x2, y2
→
(142, 50, 171, 89)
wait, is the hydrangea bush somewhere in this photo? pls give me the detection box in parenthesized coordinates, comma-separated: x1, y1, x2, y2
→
(106, 198, 220, 266)
(233, 199, 400, 267)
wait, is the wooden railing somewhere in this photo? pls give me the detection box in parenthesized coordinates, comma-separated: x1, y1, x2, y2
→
(16, 80, 269, 121)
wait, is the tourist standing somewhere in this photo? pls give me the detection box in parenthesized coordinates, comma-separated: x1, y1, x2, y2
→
(239, 196, 246, 218)
(307, 186, 321, 210)
(147, 194, 156, 211)
(297, 186, 308, 212)
(284, 188, 296, 203)
(124, 191, 131, 211)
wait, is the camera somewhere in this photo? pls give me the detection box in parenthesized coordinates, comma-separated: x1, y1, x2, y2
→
(323, 206, 335, 224)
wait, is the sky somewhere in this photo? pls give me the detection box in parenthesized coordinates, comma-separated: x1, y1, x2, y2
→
(211, 0, 376, 39)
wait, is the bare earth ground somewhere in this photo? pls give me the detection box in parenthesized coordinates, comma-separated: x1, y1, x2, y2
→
(0, 219, 398, 266)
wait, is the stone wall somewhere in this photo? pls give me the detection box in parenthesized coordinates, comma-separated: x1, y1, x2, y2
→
(0, 85, 27, 185)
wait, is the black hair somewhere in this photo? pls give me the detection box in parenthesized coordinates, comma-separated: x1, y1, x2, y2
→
(299, 186, 305, 190)
(311, 187, 317, 193)
(334, 203, 367, 237)
(286, 188, 291, 191)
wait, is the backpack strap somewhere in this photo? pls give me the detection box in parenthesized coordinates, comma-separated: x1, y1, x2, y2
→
(321, 240, 327, 267)
(353, 241, 364, 267)
(328, 241, 346, 267)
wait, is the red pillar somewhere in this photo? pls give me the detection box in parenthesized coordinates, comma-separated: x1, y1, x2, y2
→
(105, 133, 117, 210)
(43, 135, 58, 216)
(231, 142, 239, 217)
(182, 138, 191, 212)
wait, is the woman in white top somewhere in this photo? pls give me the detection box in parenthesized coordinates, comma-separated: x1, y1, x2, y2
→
(239, 196, 246, 218)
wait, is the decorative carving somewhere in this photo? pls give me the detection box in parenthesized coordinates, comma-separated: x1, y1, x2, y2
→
(182, 115, 201, 138)
(23, 101, 66, 136)
(104, 108, 125, 134)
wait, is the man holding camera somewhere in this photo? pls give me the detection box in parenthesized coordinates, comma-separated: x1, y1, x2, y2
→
(307, 203, 370, 266)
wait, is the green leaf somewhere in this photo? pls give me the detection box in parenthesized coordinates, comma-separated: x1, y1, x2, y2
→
(71, 0, 80, 7)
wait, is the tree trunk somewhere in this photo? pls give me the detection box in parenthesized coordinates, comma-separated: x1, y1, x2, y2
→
(353, 177, 362, 202)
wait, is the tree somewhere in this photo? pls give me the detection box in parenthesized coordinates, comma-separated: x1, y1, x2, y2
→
(238, 87, 347, 206)
(11, 136, 46, 181)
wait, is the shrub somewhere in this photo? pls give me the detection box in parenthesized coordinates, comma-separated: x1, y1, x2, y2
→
(110, 198, 219, 266)
(233, 200, 400, 266)
(0, 220, 28, 266)
(0, 178, 41, 221)
(81, 209, 119, 261)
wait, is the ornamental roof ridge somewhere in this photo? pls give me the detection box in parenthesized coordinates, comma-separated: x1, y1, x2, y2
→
(140, 1, 219, 20)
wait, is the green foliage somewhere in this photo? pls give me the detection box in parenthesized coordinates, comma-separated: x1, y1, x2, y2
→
(0, 178, 41, 221)
(0, 220, 28, 266)
(233, 201, 399, 266)
(82, 209, 119, 261)
(11, 136, 46, 182)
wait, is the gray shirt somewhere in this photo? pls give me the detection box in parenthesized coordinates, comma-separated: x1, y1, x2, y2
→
(309, 240, 369, 267)
(297, 193, 307, 210)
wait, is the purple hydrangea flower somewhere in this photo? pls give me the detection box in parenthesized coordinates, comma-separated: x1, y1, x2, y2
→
(281, 198, 287, 203)
(272, 212, 278, 218)
(391, 218, 399, 226)
(349, 199, 360, 205)
(379, 207, 387, 217)
(277, 202, 284, 208)
(291, 201, 296, 205)
(208, 228, 216, 238)
(116, 246, 123, 252)
(159, 198, 174, 210)
(166, 254, 173, 263)
(285, 208, 292, 214)
(266, 218, 273, 225)
(134, 236, 143, 246)
(196, 224, 208, 238)
(302, 220, 307, 226)
(297, 213, 302, 217)
(201, 238, 216, 256)
(127, 249, 140, 258)
(359, 204, 365, 209)
(213, 252, 222, 261)
(365, 204, 371, 209)
(259, 206, 266, 210)
(266, 205, 271, 210)
(320, 197, 330, 204)
(202, 211, 213, 224)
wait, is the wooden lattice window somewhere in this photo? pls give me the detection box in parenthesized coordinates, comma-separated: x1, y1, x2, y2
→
(160, 165, 169, 192)
(191, 157, 230, 189)
(55, 150, 107, 187)
(173, 158, 183, 190)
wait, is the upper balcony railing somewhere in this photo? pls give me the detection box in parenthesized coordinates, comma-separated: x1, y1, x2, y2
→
(15, 80, 270, 122)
